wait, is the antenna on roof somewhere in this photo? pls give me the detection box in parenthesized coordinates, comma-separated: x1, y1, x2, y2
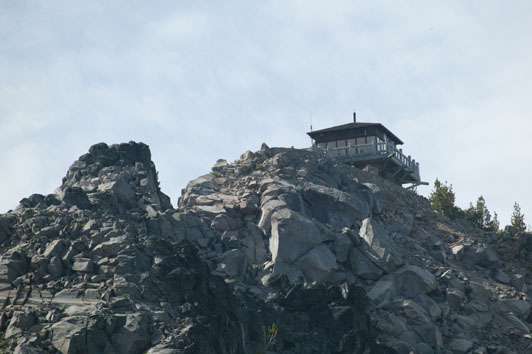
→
(310, 113, 313, 131)
(353, 109, 357, 123)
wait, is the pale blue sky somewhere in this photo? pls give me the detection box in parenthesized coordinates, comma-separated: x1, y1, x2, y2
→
(1, 1, 531, 226)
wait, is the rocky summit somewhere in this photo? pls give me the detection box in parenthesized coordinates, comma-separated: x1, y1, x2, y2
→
(0, 142, 531, 354)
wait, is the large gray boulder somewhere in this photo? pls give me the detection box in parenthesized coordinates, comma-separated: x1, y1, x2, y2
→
(462, 244, 499, 269)
(5, 311, 36, 339)
(97, 180, 136, 207)
(302, 184, 371, 229)
(0, 249, 28, 283)
(110, 313, 150, 354)
(349, 246, 384, 280)
(60, 187, 91, 209)
(356, 217, 403, 273)
(293, 244, 338, 283)
(269, 209, 323, 263)
(392, 265, 437, 299)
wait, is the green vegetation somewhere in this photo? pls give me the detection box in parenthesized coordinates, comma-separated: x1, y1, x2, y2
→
(463, 196, 499, 231)
(253, 323, 278, 354)
(511, 202, 527, 232)
(428, 178, 529, 233)
(429, 179, 457, 218)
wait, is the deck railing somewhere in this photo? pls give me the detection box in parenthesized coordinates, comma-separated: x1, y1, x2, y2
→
(323, 141, 420, 179)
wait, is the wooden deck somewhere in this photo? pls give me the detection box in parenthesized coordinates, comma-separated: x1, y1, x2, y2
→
(318, 141, 423, 185)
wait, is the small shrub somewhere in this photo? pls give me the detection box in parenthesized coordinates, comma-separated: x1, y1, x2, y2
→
(255, 163, 264, 170)
(253, 323, 278, 354)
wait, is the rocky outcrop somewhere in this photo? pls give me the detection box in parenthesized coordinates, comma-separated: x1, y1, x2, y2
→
(1, 141, 532, 353)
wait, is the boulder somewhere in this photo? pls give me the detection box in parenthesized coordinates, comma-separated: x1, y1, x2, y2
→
(110, 313, 150, 354)
(302, 184, 371, 229)
(349, 246, 384, 280)
(447, 338, 474, 354)
(5, 311, 36, 338)
(293, 244, 338, 283)
(47, 256, 64, 278)
(72, 258, 94, 273)
(215, 249, 247, 278)
(60, 187, 91, 209)
(0, 250, 28, 282)
(98, 180, 136, 207)
(356, 218, 403, 273)
(269, 209, 323, 263)
(0, 215, 14, 243)
(392, 265, 437, 299)
(43, 239, 64, 258)
(462, 244, 499, 269)
(93, 235, 128, 256)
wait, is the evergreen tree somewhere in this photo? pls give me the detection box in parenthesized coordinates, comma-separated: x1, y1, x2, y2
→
(464, 196, 499, 231)
(490, 212, 500, 232)
(511, 202, 526, 232)
(429, 179, 456, 218)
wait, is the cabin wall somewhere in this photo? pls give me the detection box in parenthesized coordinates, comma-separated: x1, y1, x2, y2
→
(313, 126, 396, 149)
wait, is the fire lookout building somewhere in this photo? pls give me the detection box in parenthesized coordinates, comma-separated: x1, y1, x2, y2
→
(307, 113, 426, 187)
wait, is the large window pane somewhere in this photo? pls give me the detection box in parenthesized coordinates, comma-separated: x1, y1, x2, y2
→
(327, 141, 336, 149)
(337, 140, 346, 148)
(357, 137, 366, 145)
(347, 138, 356, 147)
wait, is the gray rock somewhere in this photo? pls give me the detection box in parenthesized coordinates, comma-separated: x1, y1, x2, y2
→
(110, 313, 150, 354)
(447, 338, 474, 354)
(462, 244, 499, 269)
(496, 299, 531, 319)
(333, 232, 352, 263)
(242, 225, 267, 265)
(47, 256, 63, 278)
(269, 209, 323, 263)
(60, 186, 91, 209)
(93, 235, 128, 256)
(392, 265, 437, 298)
(98, 180, 136, 206)
(0, 249, 28, 282)
(264, 262, 304, 284)
(302, 184, 371, 229)
(5, 311, 36, 338)
(498, 312, 530, 333)
(493, 269, 511, 284)
(72, 258, 94, 273)
(13, 343, 48, 354)
(212, 158, 228, 172)
(367, 278, 396, 307)
(293, 244, 338, 283)
(451, 245, 464, 259)
(43, 239, 64, 258)
(51, 316, 91, 353)
(357, 217, 403, 273)
(446, 287, 467, 311)
(215, 249, 247, 278)
(0, 215, 14, 243)
(349, 246, 384, 280)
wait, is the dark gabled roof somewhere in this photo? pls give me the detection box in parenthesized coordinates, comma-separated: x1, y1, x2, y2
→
(307, 122, 404, 145)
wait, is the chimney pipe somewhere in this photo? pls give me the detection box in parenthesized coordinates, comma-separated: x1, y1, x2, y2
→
(353, 111, 356, 123)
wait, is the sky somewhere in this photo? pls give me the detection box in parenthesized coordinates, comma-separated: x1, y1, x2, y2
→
(1, 1, 531, 227)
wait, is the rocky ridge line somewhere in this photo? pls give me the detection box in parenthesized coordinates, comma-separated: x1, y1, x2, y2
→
(0, 141, 531, 353)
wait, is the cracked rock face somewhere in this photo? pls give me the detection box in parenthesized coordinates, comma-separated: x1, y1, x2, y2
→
(1, 141, 532, 353)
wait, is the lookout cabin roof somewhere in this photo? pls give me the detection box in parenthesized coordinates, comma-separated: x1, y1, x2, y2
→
(307, 122, 404, 145)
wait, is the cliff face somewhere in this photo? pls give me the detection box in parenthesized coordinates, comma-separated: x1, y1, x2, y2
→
(0, 142, 531, 354)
